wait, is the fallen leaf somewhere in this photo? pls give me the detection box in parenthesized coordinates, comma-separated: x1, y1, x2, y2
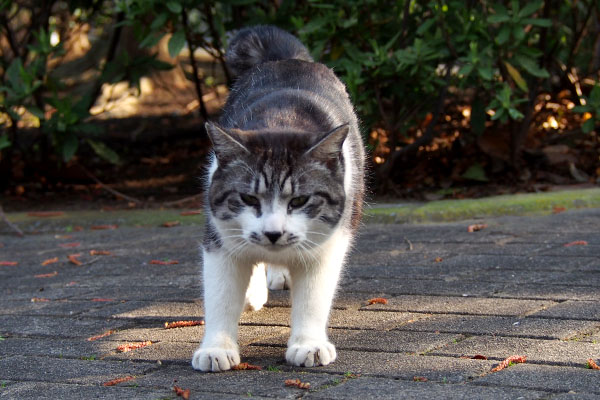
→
(59, 242, 81, 248)
(434, 257, 443, 262)
(90, 250, 113, 256)
(467, 223, 488, 232)
(413, 376, 428, 382)
(587, 358, 600, 370)
(91, 298, 115, 302)
(564, 240, 588, 247)
(490, 355, 527, 373)
(285, 379, 310, 389)
(164, 320, 205, 329)
(68, 254, 83, 266)
(367, 297, 388, 305)
(41, 257, 59, 266)
(232, 362, 262, 370)
(103, 376, 136, 386)
(116, 341, 152, 353)
(552, 206, 566, 214)
(180, 210, 202, 216)
(173, 385, 191, 400)
(0, 261, 18, 266)
(91, 224, 118, 230)
(87, 330, 116, 341)
(162, 221, 181, 227)
(54, 234, 73, 239)
(149, 260, 179, 265)
(27, 211, 64, 217)
(35, 271, 58, 278)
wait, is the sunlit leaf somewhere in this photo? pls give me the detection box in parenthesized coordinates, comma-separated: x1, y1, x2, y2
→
(504, 61, 528, 92)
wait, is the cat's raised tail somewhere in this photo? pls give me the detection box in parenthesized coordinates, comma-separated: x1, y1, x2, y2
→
(226, 25, 313, 77)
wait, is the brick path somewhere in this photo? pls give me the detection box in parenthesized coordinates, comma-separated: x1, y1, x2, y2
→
(1, 208, 599, 399)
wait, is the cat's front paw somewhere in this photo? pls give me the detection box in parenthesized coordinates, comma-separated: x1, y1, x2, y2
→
(286, 340, 336, 367)
(191, 346, 240, 372)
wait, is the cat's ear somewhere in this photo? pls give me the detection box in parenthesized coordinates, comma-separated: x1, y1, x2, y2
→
(205, 122, 250, 160)
(305, 124, 349, 159)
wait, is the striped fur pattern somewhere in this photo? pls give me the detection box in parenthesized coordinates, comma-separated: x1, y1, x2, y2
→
(192, 25, 365, 373)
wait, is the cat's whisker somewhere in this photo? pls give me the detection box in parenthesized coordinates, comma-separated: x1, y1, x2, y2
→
(305, 230, 328, 236)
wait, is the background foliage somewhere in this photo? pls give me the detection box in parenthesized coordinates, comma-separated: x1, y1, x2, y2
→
(1, 0, 599, 194)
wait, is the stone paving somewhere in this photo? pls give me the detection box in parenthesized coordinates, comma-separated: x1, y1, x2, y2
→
(0, 208, 599, 399)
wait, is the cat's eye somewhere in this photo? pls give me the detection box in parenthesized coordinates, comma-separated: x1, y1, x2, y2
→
(289, 196, 309, 209)
(240, 193, 260, 207)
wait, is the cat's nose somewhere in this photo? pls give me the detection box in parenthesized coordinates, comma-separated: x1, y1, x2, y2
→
(264, 231, 282, 244)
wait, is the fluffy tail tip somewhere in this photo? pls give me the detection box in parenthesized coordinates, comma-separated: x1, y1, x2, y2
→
(226, 25, 313, 77)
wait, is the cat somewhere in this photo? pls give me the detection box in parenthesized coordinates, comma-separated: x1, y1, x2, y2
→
(192, 25, 365, 372)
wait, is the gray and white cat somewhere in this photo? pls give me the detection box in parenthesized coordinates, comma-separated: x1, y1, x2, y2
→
(192, 26, 365, 372)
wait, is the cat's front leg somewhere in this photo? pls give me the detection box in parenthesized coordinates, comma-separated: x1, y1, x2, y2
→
(192, 249, 252, 372)
(286, 233, 350, 367)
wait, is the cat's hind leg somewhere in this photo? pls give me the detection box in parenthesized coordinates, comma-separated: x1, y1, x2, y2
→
(266, 264, 291, 290)
(244, 262, 268, 311)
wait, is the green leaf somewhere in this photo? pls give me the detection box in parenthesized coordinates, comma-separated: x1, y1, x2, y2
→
(508, 107, 524, 120)
(0, 134, 11, 150)
(582, 118, 595, 133)
(518, 0, 543, 18)
(490, 108, 506, 121)
(166, 1, 182, 14)
(521, 18, 552, 27)
(496, 26, 510, 45)
(572, 105, 590, 113)
(5, 58, 24, 88)
(477, 66, 493, 81)
(514, 55, 549, 78)
(62, 134, 79, 162)
(151, 13, 169, 30)
(139, 32, 164, 49)
(462, 163, 489, 182)
(487, 14, 510, 24)
(458, 64, 474, 77)
(87, 139, 120, 164)
(504, 61, 528, 92)
(168, 30, 186, 58)
(416, 18, 435, 35)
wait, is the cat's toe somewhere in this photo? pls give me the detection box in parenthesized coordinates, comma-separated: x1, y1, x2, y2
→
(286, 341, 336, 367)
(191, 347, 240, 372)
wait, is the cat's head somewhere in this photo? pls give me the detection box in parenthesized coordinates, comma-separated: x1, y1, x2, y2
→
(205, 122, 348, 254)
